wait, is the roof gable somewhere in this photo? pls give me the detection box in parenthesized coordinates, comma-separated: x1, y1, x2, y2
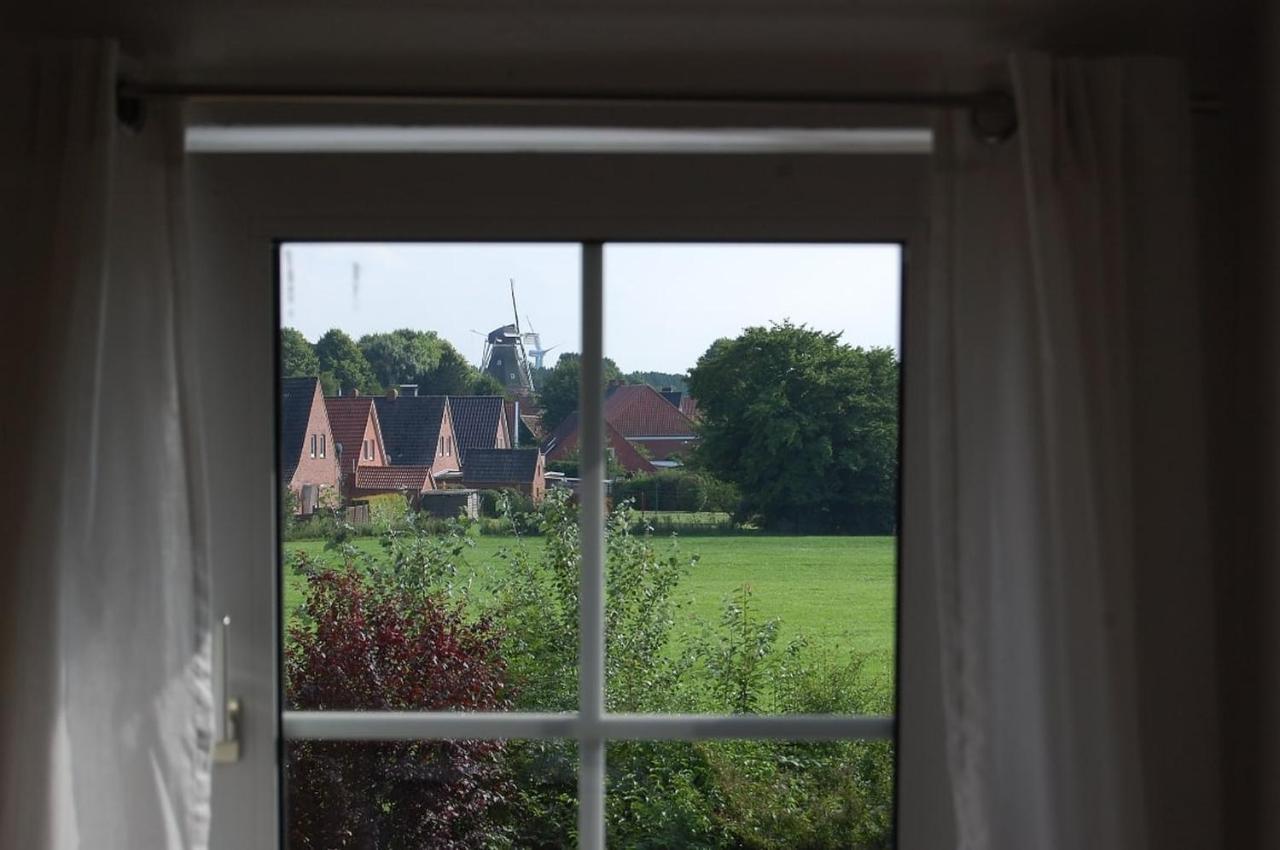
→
(324, 395, 378, 473)
(447, 395, 509, 461)
(373, 395, 449, 466)
(281, 376, 322, 483)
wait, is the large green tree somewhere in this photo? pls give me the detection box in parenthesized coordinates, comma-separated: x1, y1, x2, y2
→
(280, 327, 319, 378)
(315, 329, 380, 396)
(358, 329, 444, 391)
(536, 353, 622, 432)
(687, 322, 898, 533)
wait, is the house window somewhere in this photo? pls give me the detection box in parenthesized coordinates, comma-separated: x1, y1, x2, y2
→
(318, 434, 325, 458)
(309, 434, 317, 458)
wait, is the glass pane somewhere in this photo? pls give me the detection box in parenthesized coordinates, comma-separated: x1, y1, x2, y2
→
(601, 244, 901, 715)
(287, 738, 578, 849)
(606, 739, 894, 849)
(278, 243, 582, 712)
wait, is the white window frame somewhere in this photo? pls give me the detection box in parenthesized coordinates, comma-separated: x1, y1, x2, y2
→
(188, 127, 951, 850)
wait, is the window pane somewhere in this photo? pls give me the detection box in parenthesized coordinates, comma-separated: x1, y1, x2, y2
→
(601, 244, 901, 714)
(287, 738, 578, 849)
(278, 242, 581, 712)
(606, 739, 894, 849)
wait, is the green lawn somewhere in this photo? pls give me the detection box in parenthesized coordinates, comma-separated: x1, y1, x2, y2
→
(284, 534, 896, 677)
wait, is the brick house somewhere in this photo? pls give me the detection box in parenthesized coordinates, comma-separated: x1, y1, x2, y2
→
(281, 376, 339, 513)
(324, 394, 388, 499)
(543, 382, 699, 473)
(372, 391, 460, 479)
(462, 448, 547, 501)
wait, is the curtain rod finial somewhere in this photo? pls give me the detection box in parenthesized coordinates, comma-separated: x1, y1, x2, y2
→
(971, 91, 1017, 144)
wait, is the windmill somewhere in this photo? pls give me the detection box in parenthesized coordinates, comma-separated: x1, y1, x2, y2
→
(479, 280, 537, 393)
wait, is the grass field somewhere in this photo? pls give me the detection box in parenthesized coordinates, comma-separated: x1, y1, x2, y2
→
(284, 534, 897, 677)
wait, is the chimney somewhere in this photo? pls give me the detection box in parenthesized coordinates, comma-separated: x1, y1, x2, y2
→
(352, 388, 360, 396)
(386, 387, 399, 400)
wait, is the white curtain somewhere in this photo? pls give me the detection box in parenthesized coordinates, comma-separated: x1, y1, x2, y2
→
(927, 53, 1216, 850)
(0, 40, 213, 850)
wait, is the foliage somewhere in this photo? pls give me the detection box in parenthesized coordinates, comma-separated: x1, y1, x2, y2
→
(612, 470, 741, 514)
(285, 549, 512, 850)
(623, 370, 688, 392)
(535, 352, 622, 432)
(315, 328, 380, 396)
(358, 329, 444, 391)
(688, 321, 899, 533)
(358, 328, 502, 397)
(358, 492, 412, 529)
(280, 327, 319, 378)
(545, 445, 626, 481)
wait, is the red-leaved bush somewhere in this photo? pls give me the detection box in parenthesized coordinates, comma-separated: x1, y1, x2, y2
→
(286, 563, 513, 850)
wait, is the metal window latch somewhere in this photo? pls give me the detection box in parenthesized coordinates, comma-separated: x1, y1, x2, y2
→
(213, 615, 242, 763)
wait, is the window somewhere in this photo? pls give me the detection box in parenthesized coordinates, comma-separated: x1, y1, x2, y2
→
(309, 434, 316, 458)
(317, 434, 325, 458)
(276, 240, 898, 849)
(193, 134, 941, 850)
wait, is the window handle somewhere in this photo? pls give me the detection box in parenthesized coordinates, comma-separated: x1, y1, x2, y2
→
(213, 615, 242, 763)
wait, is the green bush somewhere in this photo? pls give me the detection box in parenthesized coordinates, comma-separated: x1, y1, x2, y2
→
(358, 492, 411, 529)
(612, 470, 741, 515)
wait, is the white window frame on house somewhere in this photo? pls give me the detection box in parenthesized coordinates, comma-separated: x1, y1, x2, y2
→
(187, 113, 950, 850)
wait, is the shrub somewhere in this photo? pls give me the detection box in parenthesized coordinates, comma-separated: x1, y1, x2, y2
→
(359, 492, 412, 529)
(285, 556, 513, 849)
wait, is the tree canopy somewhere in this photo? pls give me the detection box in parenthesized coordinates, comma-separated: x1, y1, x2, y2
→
(536, 353, 622, 431)
(687, 322, 898, 533)
(280, 327, 319, 378)
(315, 329, 380, 396)
(358, 329, 444, 391)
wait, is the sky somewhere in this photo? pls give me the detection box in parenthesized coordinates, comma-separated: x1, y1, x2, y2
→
(281, 242, 901, 375)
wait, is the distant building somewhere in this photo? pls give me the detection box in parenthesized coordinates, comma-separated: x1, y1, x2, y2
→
(446, 395, 512, 462)
(372, 391, 461, 479)
(543, 382, 699, 473)
(324, 394, 389, 499)
(462, 448, 547, 501)
(281, 377, 339, 513)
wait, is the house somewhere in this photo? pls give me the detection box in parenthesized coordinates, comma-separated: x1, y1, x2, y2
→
(504, 397, 545, 446)
(543, 382, 700, 473)
(446, 395, 511, 462)
(461, 448, 547, 501)
(372, 391, 460, 479)
(659, 388, 700, 421)
(280, 376, 339, 513)
(543, 412, 658, 474)
(324, 394, 388, 498)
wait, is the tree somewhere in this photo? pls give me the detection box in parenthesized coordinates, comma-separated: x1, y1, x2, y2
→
(315, 329, 380, 395)
(687, 322, 898, 533)
(358, 329, 444, 391)
(536, 353, 622, 431)
(280, 327, 319, 378)
(421, 342, 480, 395)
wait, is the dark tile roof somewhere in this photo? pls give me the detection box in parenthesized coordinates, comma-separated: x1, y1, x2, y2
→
(604, 383, 698, 438)
(354, 465, 433, 492)
(462, 448, 541, 485)
(281, 376, 321, 483)
(660, 389, 683, 408)
(372, 395, 448, 466)
(447, 396, 508, 461)
(325, 396, 377, 475)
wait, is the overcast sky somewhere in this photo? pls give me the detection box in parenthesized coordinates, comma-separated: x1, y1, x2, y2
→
(281, 242, 901, 375)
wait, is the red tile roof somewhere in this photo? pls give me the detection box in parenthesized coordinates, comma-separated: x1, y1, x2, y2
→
(604, 383, 698, 438)
(353, 465, 434, 493)
(324, 396, 379, 475)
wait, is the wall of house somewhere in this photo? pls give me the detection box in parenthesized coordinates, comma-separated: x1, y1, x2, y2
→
(432, 410, 459, 477)
(289, 385, 339, 503)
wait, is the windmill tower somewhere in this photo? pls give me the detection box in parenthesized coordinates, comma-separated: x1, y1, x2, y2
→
(480, 280, 537, 393)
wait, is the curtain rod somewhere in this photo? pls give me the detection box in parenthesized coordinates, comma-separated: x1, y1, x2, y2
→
(116, 82, 1022, 142)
